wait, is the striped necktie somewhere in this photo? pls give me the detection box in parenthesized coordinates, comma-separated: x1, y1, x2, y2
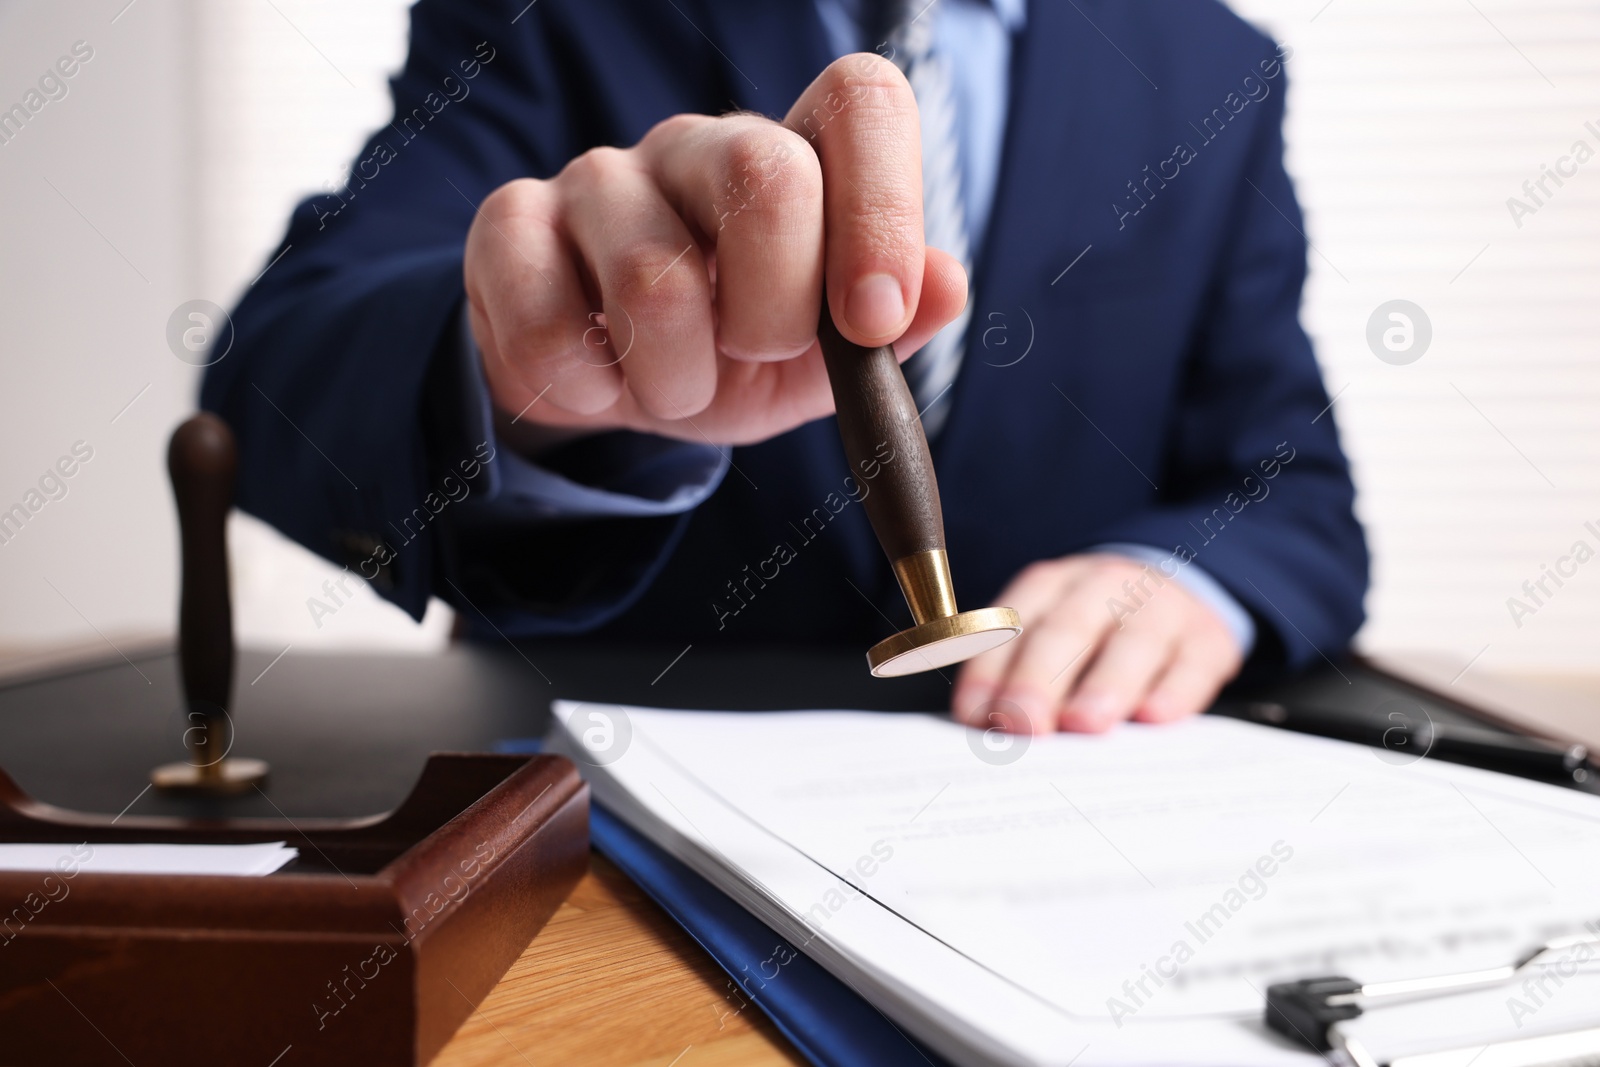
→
(876, 0, 972, 439)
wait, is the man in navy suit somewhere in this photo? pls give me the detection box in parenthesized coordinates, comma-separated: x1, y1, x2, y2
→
(204, 0, 1367, 734)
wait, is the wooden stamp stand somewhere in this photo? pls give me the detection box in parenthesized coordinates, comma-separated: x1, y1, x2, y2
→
(0, 415, 587, 1066)
(0, 754, 586, 1066)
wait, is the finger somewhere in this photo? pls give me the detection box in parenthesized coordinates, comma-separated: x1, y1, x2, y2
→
(466, 179, 621, 415)
(992, 594, 1121, 735)
(1134, 635, 1240, 724)
(782, 53, 926, 347)
(897, 245, 967, 360)
(952, 561, 1075, 727)
(560, 147, 718, 420)
(1058, 610, 1183, 732)
(976, 569, 1124, 736)
(678, 244, 971, 444)
(467, 301, 539, 418)
(646, 115, 824, 363)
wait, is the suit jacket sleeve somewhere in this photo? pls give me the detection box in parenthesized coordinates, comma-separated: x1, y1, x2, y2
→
(201, 0, 704, 632)
(1090, 69, 1369, 672)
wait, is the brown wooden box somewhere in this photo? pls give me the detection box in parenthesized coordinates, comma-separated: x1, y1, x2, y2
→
(0, 752, 587, 1066)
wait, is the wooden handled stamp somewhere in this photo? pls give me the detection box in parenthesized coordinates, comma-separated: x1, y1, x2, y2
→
(151, 412, 270, 792)
(817, 304, 1022, 676)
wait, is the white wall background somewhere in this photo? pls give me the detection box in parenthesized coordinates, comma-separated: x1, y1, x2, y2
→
(0, 0, 447, 662)
(0, 0, 199, 658)
(1226, 0, 1600, 674)
(0, 0, 1595, 674)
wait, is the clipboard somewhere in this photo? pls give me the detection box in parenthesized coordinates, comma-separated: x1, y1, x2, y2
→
(1267, 935, 1600, 1066)
(0, 752, 587, 1067)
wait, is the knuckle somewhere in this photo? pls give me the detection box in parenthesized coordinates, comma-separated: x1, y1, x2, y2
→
(1089, 555, 1143, 583)
(1029, 608, 1093, 647)
(1015, 559, 1065, 591)
(715, 128, 820, 227)
(500, 307, 575, 370)
(645, 112, 707, 147)
(609, 246, 699, 317)
(1090, 662, 1144, 696)
(560, 145, 634, 189)
(478, 177, 543, 220)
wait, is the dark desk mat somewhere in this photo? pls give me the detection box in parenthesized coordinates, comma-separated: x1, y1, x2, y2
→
(0, 642, 1534, 821)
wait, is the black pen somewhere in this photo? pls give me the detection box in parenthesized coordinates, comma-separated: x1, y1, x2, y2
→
(1223, 701, 1592, 785)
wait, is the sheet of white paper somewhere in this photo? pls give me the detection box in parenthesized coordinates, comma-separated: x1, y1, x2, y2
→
(551, 703, 1600, 1067)
(0, 841, 298, 876)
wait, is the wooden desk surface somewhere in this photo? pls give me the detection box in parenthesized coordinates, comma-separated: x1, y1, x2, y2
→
(433, 852, 806, 1067)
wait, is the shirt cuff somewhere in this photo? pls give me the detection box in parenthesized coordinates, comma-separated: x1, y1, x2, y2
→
(1089, 542, 1257, 657)
(454, 306, 728, 521)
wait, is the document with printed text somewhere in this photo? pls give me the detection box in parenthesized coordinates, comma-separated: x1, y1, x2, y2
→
(551, 704, 1600, 1066)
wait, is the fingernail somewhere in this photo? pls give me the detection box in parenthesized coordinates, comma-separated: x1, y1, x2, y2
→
(1136, 695, 1168, 723)
(844, 273, 905, 339)
(993, 695, 1047, 736)
(1063, 693, 1119, 732)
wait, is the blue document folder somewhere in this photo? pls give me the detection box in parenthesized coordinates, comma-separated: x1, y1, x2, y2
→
(496, 739, 950, 1067)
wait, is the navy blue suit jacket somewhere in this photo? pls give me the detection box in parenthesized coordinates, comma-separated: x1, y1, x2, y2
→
(204, 0, 1368, 672)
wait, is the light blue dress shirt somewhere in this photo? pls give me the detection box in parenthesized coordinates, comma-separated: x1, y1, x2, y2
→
(458, 0, 1255, 655)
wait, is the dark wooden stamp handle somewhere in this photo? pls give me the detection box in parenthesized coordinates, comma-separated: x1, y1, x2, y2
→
(168, 413, 236, 717)
(817, 301, 946, 561)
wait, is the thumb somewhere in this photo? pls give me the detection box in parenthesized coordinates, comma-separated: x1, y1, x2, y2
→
(889, 245, 968, 359)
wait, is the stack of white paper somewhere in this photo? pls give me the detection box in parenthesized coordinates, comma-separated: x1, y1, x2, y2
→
(551, 703, 1600, 1066)
(0, 841, 299, 876)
